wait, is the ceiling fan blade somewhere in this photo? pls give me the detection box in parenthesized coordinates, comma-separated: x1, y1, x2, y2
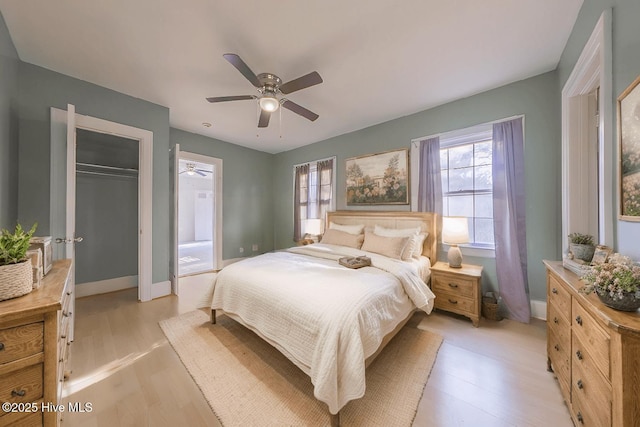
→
(223, 53, 261, 88)
(279, 71, 323, 94)
(282, 100, 319, 122)
(258, 109, 271, 128)
(206, 95, 256, 103)
(196, 170, 207, 177)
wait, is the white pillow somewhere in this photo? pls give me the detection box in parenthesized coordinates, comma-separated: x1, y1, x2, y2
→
(330, 221, 365, 235)
(411, 233, 428, 259)
(320, 229, 365, 248)
(361, 230, 410, 260)
(373, 225, 421, 260)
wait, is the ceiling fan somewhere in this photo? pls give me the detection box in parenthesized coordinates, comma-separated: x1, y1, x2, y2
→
(180, 162, 211, 177)
(206, 53, 323, 128)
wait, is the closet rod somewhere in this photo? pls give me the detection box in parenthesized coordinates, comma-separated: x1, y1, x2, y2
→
(76, 162, 139, 174)
(76, 170, 138, 179)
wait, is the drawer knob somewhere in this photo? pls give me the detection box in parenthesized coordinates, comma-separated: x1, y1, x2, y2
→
(554, 344, 560, 351)
(552, 288, 558, 294)
(63, 311, 69, 317)
(575, 315, 583, 326)
(448, 283, 459, 288)
(553, 317, 559, 324)
(448, 298, 458, 304)
(577, 379, 584, 389)
(576, 350, 583, 360)
(11, 389, 26, 397)
(0, 342, 4, 351)
(61, 334, 67, 339)
(577, 412, 584, 424)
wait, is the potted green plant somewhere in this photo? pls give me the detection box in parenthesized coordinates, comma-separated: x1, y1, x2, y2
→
(568, 232, 595, 263)
(0, 223, 37, 301)
(580, 253, 640, 312)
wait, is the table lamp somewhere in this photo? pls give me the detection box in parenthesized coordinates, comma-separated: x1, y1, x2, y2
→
(442, 216, 469, 268)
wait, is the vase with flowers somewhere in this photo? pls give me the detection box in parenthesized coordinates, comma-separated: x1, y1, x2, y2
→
(580, 253, 640, 312)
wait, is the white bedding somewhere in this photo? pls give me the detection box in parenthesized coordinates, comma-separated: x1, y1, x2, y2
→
(206, 243, 435, 414)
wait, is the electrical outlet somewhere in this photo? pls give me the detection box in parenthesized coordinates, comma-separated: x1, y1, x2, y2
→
(252, 244, 258, 251)
(239, 247, 244, 254)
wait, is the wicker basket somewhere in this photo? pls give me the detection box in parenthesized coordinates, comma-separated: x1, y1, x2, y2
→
(0, 260, 34, 301)
(482, 293, 503, 321)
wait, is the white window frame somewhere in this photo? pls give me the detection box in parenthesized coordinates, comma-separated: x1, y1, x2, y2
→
(292, 156, 337, 233)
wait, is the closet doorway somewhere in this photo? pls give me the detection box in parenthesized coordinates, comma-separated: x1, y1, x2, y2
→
(172, 146, 222, 295)
(75, 129, 139, 296)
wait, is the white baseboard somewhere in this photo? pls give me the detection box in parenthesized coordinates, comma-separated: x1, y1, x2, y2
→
(152, 280, 171, 299)
(76, 275, 138, 298)
(530, 299, 547, 320)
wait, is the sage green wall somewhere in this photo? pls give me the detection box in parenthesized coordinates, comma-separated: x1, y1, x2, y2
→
(0, 12, 19, 230)
(273, 71, 561, 302)
(16, 62, 171, 284)
(558, 0, 640, 260)
(170, 128, 275, 259)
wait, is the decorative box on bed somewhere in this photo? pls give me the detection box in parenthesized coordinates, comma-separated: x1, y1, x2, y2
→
(207, 211, 438, 426)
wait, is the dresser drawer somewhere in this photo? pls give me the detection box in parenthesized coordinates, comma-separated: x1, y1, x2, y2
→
(434, 293, 476, 315)
(570, 388, 611, 427)
(572, 301, 610, 379)
(547, 328, 570, 398)
(0, 323, 44, 365)
(0, 363, 43, 404)
(548, 274, 571, 317)
(0, 407, 42, 426)
(432, 273, 476, 298)
(548, 300, 570, 343)
(572, 351, 611, 427)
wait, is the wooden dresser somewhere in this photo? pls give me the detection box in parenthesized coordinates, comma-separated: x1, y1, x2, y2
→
(544, 260, 640, 427)
(0, 260, 73, 426)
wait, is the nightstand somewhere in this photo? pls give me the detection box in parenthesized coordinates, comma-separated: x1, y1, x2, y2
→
(430, 261, 483, 327)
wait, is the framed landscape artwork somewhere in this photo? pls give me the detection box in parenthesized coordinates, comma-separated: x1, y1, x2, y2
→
(346, 148, 409, 205)
(618, 74, 640, 221)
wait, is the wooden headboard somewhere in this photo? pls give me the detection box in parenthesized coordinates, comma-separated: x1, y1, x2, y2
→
(325, 211, 439, 264)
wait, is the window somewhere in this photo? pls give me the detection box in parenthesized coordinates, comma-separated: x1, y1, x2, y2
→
(440, 127, 494, 248)
(294, 157, 335, 241)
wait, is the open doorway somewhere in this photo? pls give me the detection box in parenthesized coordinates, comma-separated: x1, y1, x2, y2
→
(171, 147, 223, 295)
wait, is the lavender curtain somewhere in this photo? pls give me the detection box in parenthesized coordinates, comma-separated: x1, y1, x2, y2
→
(293, 164, 309, 242)
(417, 137, 442, 215)
(316, 159, 334, 233)
(493, 118, 530, 323)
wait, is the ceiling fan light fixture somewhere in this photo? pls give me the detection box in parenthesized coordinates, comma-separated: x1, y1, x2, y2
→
(259, 96, 280, 112)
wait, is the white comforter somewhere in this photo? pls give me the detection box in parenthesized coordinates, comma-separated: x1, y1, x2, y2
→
(206, 243, 435, 414)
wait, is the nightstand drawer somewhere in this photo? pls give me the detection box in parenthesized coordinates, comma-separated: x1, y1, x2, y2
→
(432, 274, 476, 298)
(0, 322, 44, 365)
(434, 293, 476, 315)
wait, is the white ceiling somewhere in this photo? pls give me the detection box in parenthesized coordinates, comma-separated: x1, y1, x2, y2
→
(0, 0, 582, 154)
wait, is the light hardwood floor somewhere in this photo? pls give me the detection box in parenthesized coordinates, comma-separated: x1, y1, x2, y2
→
(62, 281, 572, 427)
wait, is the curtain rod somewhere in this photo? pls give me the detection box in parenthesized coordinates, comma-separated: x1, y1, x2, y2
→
(410, 114, 525, 146)
(293, 155, 336, 168)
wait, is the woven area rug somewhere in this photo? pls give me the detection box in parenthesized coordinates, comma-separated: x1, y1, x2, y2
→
(160, 310, 442, 427)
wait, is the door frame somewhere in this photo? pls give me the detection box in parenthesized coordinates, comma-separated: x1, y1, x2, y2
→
(50, 107, 154, 302)
(172, 146, 223, 294)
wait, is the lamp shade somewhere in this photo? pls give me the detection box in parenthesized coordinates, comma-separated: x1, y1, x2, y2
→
(442, 216, 469, 245)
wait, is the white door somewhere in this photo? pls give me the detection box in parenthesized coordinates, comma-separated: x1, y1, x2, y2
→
(170, 144, 180, 294)
(50, 106, 155, 302)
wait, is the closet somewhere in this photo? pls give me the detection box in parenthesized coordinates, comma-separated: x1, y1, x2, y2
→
(74, 129, 139, 291)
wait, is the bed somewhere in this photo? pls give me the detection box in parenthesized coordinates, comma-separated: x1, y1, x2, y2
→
(204, 211, 438, 425)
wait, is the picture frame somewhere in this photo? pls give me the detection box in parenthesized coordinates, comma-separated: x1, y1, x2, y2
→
(591, 245, 613, 265)
(618, 74, 640, 221)
(345, 149, 409, 205)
